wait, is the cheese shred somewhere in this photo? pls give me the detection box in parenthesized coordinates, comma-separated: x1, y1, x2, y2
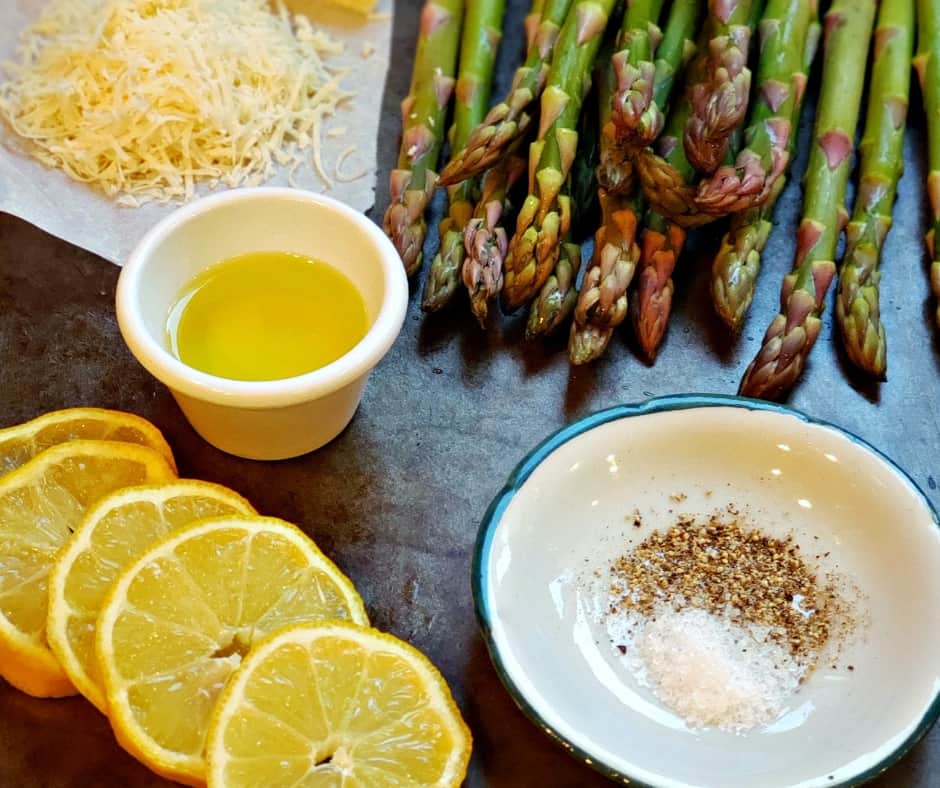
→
(0, 0, 352, 205)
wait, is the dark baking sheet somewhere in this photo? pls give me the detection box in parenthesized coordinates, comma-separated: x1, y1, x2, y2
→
(1, 0, 938, 785)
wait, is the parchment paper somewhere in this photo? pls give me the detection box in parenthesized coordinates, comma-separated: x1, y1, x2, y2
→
(0, 0, 393, 265)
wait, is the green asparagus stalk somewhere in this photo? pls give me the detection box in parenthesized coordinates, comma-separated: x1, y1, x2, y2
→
(638, 0, 703, 146)
(710, 11, 820, 330)
(383, 1, 464, 276)
(568, 29, 647, 364)
(682, 0, 757, 175)
(915, 0, 940, 329)
(502, 0, 617, 312)
(528, 25, 610, 345)
(423, 0, 507, 312)
(739, 0, 877, 401)
(463, 153, 527, 324)
(608, 0, 666, 140)
(525, 242, 583, 338)
(631, 213, 687, 360)
(438, 0, 575, 186)
(569, 190, 644, 361)
(835, 0, 913, 379)
(695, 0, 815, 216)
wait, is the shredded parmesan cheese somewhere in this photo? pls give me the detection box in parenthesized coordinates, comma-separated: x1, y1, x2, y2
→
(0, 0, 353, 205)
(334, 146, 369, 183)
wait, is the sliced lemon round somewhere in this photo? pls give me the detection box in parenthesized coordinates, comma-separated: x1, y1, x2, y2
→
(47, 480, 256, 712)
(0, 407, 176, 478)
(0, 440, 177, 698)
(96, 516, 368, 786)
(206, 621, 472, 788)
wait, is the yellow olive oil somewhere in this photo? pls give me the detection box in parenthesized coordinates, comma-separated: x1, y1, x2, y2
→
(167, 251, 368, 381)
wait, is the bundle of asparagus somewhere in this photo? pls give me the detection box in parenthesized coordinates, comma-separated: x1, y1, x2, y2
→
(383, 0, 928, 401)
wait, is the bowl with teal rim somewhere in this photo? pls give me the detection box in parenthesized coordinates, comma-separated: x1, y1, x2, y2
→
(472, 394, 940, 788)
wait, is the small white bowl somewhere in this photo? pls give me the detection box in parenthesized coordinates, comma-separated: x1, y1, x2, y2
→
(473, 395, 940, 787)
(116, 188, 408, 460)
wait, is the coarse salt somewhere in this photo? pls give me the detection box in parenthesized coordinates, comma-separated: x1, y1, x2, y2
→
(609, 605, 804, 734)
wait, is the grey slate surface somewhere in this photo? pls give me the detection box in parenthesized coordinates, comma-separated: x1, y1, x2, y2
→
(1, 0, 938, 785)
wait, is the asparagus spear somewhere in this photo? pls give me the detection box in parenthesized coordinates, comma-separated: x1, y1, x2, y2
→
(462, 153, 527, 324)
(567, 28, 646, 364)
(638, 0, 703, 146)
(568, 190, 644, 361)
(682, 0, 756, 175)
(739, 0, 877, 401)
(383, 1, 464, 276)
(630, 107, 698, 360)
(695, 0, 815, 216)
(437, 0, 575, 186)
(525, 242, 583, 338)
(631, 212, 688, 360)
(836, 0, 913, 379)
(710, 12, 820, 331)
(609, 0, 666, 141)
(596, 1, 663, 195)
(915, 0, 940, 329)
(501, 0, 617, 312)
(527, 25, 609, 344)
(423, 0, 507, 312)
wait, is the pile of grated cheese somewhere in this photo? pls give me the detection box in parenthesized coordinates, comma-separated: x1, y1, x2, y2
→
(0, 0, 351, 206)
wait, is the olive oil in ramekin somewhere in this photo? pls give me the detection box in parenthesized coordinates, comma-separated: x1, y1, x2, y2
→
(166, 251, 368, 381)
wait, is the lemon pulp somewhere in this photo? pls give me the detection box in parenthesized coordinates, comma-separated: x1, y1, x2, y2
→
(167, 251, 369, 382)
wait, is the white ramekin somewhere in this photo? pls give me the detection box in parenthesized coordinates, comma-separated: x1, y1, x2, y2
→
(116, 187, 408, 460)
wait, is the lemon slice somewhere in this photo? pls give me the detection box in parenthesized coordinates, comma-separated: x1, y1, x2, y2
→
(0, 407, 176, 477)
(96, 516, 368, 786)
(47, 481, 256, 712)
(0, 440, 177, 698)
(206, 621, 472, 788)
